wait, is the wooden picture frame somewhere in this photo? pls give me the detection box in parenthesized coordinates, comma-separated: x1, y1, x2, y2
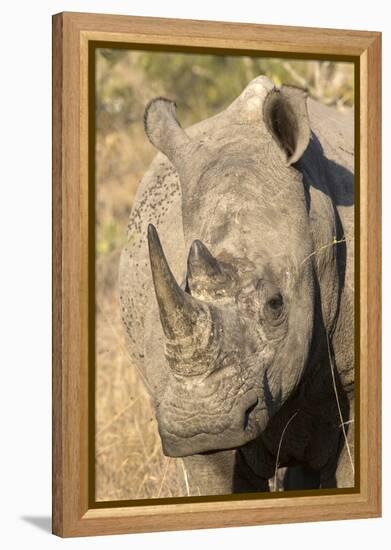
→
(52, 11, 381, 537)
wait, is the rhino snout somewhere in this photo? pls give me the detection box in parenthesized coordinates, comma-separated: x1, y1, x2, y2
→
(156, 389, 262, 457)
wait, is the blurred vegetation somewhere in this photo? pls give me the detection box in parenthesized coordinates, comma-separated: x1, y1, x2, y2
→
(96, 50, 353, 258)
(97, 50, 354, 131)
(95, 49, 354, 501)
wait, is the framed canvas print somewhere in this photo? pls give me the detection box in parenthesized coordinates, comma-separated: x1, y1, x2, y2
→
(52, 12, 381, 537)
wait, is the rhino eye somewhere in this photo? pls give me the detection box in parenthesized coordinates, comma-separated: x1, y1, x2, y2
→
(264, 293, 285, 324)
(268, 294, 283, 310)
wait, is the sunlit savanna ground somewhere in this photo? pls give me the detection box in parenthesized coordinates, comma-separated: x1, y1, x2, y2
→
(95, 49, 354, 501)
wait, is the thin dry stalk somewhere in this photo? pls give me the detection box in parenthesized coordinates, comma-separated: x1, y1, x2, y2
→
(302, 232, 354, 476)
(273, 411, 299, 491)
(180, 460, 191, 496)
(130, 444, 160, 480)
(95, 437, 121, 458)
(339, 419, 354, 428)
(135, 473, 149, 498)
(134, 417, 149, 459)
(301, 236, 349, 266)
(326, 333, 355, 475)
(156, 459, 171, 498)
(96, 397, 140, 436)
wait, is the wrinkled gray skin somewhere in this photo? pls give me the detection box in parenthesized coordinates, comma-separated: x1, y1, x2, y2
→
(119, 76, 354, 494)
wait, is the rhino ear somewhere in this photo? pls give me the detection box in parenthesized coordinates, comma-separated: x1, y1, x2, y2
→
(144, 97, 190, 164)
(263, 86, 311, 165)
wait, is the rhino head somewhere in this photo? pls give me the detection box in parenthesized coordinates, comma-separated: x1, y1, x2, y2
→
(144, 76, 328, 457)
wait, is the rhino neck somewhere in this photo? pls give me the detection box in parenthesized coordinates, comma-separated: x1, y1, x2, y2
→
(297, 137, 341, 332)
(297, 137, 353, 394)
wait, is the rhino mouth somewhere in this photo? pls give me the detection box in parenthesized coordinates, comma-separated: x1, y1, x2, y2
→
(157, 394, 263, 457)
(159, 424, 258, 457)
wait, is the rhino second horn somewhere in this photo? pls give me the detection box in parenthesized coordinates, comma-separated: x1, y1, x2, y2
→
(148, 224, 208, 342)
(187, 240, 224, 281)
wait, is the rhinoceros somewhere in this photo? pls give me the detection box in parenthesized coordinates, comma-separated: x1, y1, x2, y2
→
(119, 75, 355, 494)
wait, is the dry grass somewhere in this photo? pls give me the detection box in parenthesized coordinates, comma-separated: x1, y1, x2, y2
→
(95, 251, 188, 500)
(94, 50, 354, 501)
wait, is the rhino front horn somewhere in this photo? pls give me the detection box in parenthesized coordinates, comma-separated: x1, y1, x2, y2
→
(147, 224, 210, 342)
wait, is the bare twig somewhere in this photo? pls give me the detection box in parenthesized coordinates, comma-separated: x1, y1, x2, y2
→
(281, 61, 308, 88)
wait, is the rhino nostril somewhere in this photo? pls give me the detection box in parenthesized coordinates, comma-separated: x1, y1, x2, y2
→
(244, 399, 258, 430)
